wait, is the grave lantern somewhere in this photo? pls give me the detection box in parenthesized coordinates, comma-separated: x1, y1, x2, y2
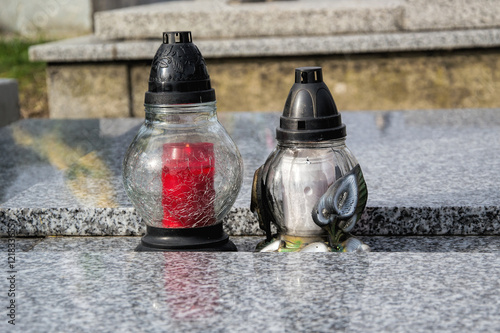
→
(123, 31, 243, 251)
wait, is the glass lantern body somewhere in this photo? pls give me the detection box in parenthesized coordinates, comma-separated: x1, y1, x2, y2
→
(262, 139, 358, 236)
(123, 102, 243, 229)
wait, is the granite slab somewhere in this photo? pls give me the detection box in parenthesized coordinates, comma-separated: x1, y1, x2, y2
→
(3, 251, 499, 332)
(1, 109, 500, 236)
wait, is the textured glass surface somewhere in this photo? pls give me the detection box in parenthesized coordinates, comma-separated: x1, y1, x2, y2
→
(122, 103, 243, 228)
(263, 140, 358, 236)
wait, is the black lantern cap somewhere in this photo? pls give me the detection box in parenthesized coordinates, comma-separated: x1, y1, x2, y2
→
(276, 67, 346, 142)
(145, 31, 216, 105)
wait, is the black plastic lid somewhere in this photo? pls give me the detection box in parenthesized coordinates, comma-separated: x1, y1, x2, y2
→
(145, 31, 216, 105)
(276, 67, 346, 142)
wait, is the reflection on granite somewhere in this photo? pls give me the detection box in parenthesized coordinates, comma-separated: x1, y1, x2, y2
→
(1, 109, 500, 236)
(231, 236, 262, 252)
(10, 251, 500, 332)
(0, 118, 138, 207)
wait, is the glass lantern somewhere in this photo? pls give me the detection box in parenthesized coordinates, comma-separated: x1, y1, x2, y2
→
(123, 32, 243, 251)
(252, 67, 369, 252)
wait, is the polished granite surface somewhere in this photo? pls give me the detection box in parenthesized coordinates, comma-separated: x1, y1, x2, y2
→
(2, 240, 499, 332)
(1, 109, 500, 236)
(2, 109, 500, 331)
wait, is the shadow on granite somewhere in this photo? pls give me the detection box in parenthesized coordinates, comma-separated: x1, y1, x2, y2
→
(4, 236, 500, 253)
(0, 237, 44, 252)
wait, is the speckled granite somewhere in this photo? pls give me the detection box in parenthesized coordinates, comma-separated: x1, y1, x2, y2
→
(1, 109, 500, 236)
(4, 251, 499, 332)
(4, 235, 500, 330)
(5, 236, 262, 253)
(5, 236, 500, 253)
(359, 236, 500, 253)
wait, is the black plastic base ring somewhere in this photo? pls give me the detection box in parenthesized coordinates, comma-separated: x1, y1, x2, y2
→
(135, 240, 237, 252)
(135, 224, 237, 252)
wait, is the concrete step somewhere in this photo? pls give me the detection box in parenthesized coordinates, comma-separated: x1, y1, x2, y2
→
(94, 0, 500, 40)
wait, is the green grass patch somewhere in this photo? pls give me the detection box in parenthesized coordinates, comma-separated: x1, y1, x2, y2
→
(0, 38, 45, 79)
(0, 37, 49, 117)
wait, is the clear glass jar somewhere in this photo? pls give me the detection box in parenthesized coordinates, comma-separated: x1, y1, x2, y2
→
(123, 102, 243, 228)
(262, 139, 358, 236)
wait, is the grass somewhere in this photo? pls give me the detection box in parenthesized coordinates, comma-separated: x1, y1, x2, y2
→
(0, 37, 49, 118)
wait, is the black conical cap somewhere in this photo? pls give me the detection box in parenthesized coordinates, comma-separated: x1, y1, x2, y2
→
(145, 31, 216, 105)
(276, 67, 346, 142)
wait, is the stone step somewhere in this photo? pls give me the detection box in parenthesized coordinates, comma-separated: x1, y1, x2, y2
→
(28, 27, 500, 118)
(27, 0, 500, 118)
(95, 0, 404, 40)
(93, 0, 500, 40)
(29, 29, 500, 63)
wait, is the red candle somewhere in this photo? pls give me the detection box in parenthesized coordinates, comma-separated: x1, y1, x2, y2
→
(161, 142, 215, 228)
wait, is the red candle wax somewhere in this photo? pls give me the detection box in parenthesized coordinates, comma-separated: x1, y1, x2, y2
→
(161, 142, 215, 228)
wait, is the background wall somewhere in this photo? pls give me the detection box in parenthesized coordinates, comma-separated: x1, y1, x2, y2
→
(0, 0, 93, 38)
(0, 0, 172, 38)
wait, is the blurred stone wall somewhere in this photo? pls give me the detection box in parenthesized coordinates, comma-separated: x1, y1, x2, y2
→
(91, 0, 167, 12)
(133, 50, 500, 114)
(0, 0, 173, 38)
(0, 0, 93, 38)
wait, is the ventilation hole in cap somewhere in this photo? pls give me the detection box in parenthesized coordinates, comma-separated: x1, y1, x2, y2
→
(301, 72, 307, 83)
